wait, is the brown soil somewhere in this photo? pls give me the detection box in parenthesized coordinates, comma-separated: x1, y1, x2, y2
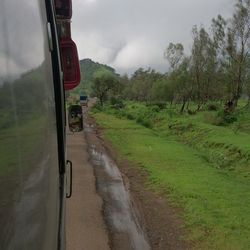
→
(84, 112, 192, 250)
(66, 129, 110, 250)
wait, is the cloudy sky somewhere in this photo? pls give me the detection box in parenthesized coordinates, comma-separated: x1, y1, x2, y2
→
(72, 0, 235, 74)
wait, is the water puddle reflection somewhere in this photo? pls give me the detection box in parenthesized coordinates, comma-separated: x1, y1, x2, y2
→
(91, 148, 150, 250)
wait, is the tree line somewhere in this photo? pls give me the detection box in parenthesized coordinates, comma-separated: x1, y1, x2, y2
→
(92, 0, 250, 113)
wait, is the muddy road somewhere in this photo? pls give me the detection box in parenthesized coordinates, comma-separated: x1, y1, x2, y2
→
(66, 106, 189, 250)
(87, 130, 150, 250)
(66, 109, 150, 250)
(66, 127, 110, 250)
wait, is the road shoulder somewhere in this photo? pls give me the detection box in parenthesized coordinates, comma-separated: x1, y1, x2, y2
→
(66, 130, 110, 250)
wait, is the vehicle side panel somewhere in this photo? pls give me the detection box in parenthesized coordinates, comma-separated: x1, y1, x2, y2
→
(0, 1, 60, 249)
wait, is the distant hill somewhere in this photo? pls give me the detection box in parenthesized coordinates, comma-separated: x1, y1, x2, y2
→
(71, 58, 116, 95)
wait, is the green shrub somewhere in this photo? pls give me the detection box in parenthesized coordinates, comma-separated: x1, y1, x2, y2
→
(223, 113, 237, 124)
(187, 109, 196, 115)
(136, 116, 153, 128)
(166, 108, 178, 118)
(91, 102, 103, 113)
(204, 112, 224, 126)
(126, 113, 134, 120)
(113, 109, 125, 118)
(151, 105, 160, 113)
(149, 102, 166, 110)
(206, 102, 220, 111)
(110, 97, 124, 109)
(203, 109, 238, 126)
(217, 110, 237, 125)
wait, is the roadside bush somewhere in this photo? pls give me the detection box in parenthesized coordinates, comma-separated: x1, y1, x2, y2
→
(151, 105, 160, 113)
(223, 112, 237, 124)
(204, 112, 224, 126)
(166, 108, 178, 118)
(126, 113, 134, 120)
(91, 102, 103, 113)
(149, 102, 166, 110)
(204, 109, 238, 126)
(114, 109, 126, 118)
(110, 97, 124, 109)
(217, 110, 237, 125)
(168, 122, 194, 133)
(136, 116, 153, 128)
(187, 109, 196, 115)
(206, 102, 220, 111)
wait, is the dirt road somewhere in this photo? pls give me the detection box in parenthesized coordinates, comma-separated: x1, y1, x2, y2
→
(66, 129, 110, 250)
(66, 108, 150, 250)
(66, 105, 189, 250)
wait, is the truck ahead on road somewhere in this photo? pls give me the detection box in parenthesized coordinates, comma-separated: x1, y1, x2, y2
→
(80, 95, 88, 106)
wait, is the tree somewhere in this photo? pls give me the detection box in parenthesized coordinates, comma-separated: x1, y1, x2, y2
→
(129, 68, 163, 102)
(164, 43, 184, 70)
(225, 0, 250, 108)
(165, 43, 194, 111)
(151, 77, 175, 104)
(174, 58, 193, 112)
(210, 15, 228, 101)
(91, 69, 118, 106)
(190, 26, 216, 109)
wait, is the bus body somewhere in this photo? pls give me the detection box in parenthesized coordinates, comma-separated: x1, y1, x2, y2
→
(0, 0, 80, 249)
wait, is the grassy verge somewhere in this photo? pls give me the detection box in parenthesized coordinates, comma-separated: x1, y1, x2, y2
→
(92, 105, 250, 249)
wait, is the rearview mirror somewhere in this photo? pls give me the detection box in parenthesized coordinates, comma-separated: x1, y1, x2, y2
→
(60, 39, 81, 90)
(68, 105, 83, 132)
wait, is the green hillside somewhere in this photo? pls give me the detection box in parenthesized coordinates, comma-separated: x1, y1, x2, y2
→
(71, 58, 115, 95)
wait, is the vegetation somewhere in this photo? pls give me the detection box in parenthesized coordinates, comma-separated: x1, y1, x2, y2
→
(70, 58, 116, 96)
(91, 69, 120, 106)
(88, 1, 250, 247)
(90, 0, 250, 117)
(92, 102, 250, 249)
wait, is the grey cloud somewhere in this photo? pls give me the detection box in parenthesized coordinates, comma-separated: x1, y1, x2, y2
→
(72, 0, 234, 74)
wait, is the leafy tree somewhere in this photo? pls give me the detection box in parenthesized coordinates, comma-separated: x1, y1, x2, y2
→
(190, 26, 216, 109)
(129, 68, 163, 102)
(225, 0, 250, 108)
(165, 43, 193, 111)
(119, 74, 131, 99)
(174, 58, 193, 112)
(164, 43, 184, 70)
(151, 77, 174, 104)
(91, 69, 118, 106)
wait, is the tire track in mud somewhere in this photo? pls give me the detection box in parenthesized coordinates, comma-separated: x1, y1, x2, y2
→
(84, 121, 151, 250)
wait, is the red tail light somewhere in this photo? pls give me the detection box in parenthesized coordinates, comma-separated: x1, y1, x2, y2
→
(55, 0, 72, 19)
(60, 39, 81, 90)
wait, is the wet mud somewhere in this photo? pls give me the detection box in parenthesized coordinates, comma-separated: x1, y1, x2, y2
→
(84, 122, 150, 250)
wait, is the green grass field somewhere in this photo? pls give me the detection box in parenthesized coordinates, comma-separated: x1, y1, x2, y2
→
(92, 102, 250, 249)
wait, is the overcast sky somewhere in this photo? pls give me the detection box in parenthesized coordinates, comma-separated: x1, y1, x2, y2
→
(72, 0, 235, 74)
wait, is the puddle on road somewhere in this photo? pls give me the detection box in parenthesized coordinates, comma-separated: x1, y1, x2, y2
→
(83, 124, 93, 133)
(91, 148, 151, 250)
